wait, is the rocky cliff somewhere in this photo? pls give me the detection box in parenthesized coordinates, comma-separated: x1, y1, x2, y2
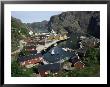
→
(48, 11, 100, 38)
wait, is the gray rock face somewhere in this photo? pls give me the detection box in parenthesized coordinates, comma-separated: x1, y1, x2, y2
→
(78, 36, 100, 48)
(48, 11, 100, 38)
(87, 12, 100, 38)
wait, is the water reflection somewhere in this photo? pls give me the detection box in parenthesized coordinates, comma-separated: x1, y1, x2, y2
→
(43, 46, 75, 63)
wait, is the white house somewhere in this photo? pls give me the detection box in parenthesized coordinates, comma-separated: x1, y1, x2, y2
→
(29, 30, 33, 35)
(51, 29, 57, 36)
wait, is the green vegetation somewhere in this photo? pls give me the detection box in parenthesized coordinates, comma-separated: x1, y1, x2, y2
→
(67, 33, 79, 49)
(11, 17, 30, 52)
(20, 48, 30, 56)
(48, 64, 99, 77)
(58, 32, 80, 49)
(11, 60, 33, 77)
(83, 48, 100, 66)
(27, 20, 49, 33)
(11, 52, 19, 62)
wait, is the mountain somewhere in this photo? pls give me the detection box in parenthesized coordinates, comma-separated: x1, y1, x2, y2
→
(48, 11, 100, 38)
(26, 20, 49, 33)
(11, 17, 30, 52)
(11, 11, 100, 52)
(87, 12, 100, 38)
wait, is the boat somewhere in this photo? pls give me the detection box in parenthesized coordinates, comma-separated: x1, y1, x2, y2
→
(51, 49, 55, 55)
(62, 48, 68, 51)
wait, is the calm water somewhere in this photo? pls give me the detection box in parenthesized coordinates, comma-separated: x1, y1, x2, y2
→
(37, 33, 82, 72)
(42, 32, 80, 63)
(43, 46, 75, 63)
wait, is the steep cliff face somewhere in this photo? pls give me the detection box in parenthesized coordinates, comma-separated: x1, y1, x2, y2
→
(27, 20, 49, 33)
(87, 12, 100, 38)
(48, 11, 100, 38)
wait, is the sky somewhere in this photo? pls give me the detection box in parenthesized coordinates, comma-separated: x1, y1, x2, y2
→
(11, 11, 63, 23)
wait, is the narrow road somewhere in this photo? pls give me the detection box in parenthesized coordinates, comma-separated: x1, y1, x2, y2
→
(11, 40, 26, 55)
(36, 40, 59, 53)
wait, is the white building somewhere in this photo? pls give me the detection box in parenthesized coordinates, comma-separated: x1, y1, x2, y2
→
(29, 30, 33, 35)
(80, 36, 86, 40)
(35, 33, 38, 36)
(51, 29, 57, 36)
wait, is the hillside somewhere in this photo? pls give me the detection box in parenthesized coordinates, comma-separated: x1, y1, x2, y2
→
(48, 11, 100, 38)
(26, 20, 49, 33)
(11, 17, 30, 52)
(11, 11, 100, 52)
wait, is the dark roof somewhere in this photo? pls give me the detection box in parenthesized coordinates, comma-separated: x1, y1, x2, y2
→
(26, 42, 36, 45)
(24, 45, 36, 49)
(38, 63, 61, 72)
(70, 55, 78, 59)
(19, 50, 37, 57)
(38, 35, 47, 37)
(29, 50, 37, 54)
(35, 35, 47, 38)
(69, 56, 80, 64)
(18, 53, 43, 62)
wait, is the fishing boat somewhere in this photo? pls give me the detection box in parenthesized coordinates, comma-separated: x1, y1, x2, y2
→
(51, 49, 55, 55)
(62, 48, 68, 51)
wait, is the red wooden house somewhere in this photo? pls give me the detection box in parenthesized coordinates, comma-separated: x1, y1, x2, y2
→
(18, 53, 44, 68)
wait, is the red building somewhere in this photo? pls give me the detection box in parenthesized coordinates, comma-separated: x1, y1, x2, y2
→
(74, 61, 85, 69)
(18, 53, 44, 68)
(24, 45, 36, 51)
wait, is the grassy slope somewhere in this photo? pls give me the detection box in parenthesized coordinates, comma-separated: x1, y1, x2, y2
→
(11, 17, 29, 52)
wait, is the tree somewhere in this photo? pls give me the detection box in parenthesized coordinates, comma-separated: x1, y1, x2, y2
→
(11, 60, 23, 77)
(84, 48, 100, 66)
(11, 60, 33, 77)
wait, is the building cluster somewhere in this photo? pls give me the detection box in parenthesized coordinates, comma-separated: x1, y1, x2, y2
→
(18, 35, 49, 68)
(18, 44, 44, 68)
(37, 63, 61, 77)
(36, 51, 85, 77)
(17, 33, 87, 77)
(68, 55, 85, 69)
(62, 50, 85, 71)
(18, 53, 43, 68)
(47, 33, 68, 41)
(24, 35, 49, 46)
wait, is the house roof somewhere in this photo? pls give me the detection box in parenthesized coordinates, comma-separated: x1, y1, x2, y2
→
(19, 50, 37, 57)
(39, 39, 45, 42)
(18, 53, 43, 62)
(36, 35, 47, 37)
(29, 50, 37, 54)
(38, 63, 61, 72)
(24, 45, 36, 49)
(27, 42, 36, 45)
(69, 56, 81, 64)
(74, 61, 85, 69)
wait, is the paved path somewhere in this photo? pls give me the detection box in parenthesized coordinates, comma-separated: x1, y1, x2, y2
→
(11, 40, 26, 55)
(36, 40, 59, 53)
